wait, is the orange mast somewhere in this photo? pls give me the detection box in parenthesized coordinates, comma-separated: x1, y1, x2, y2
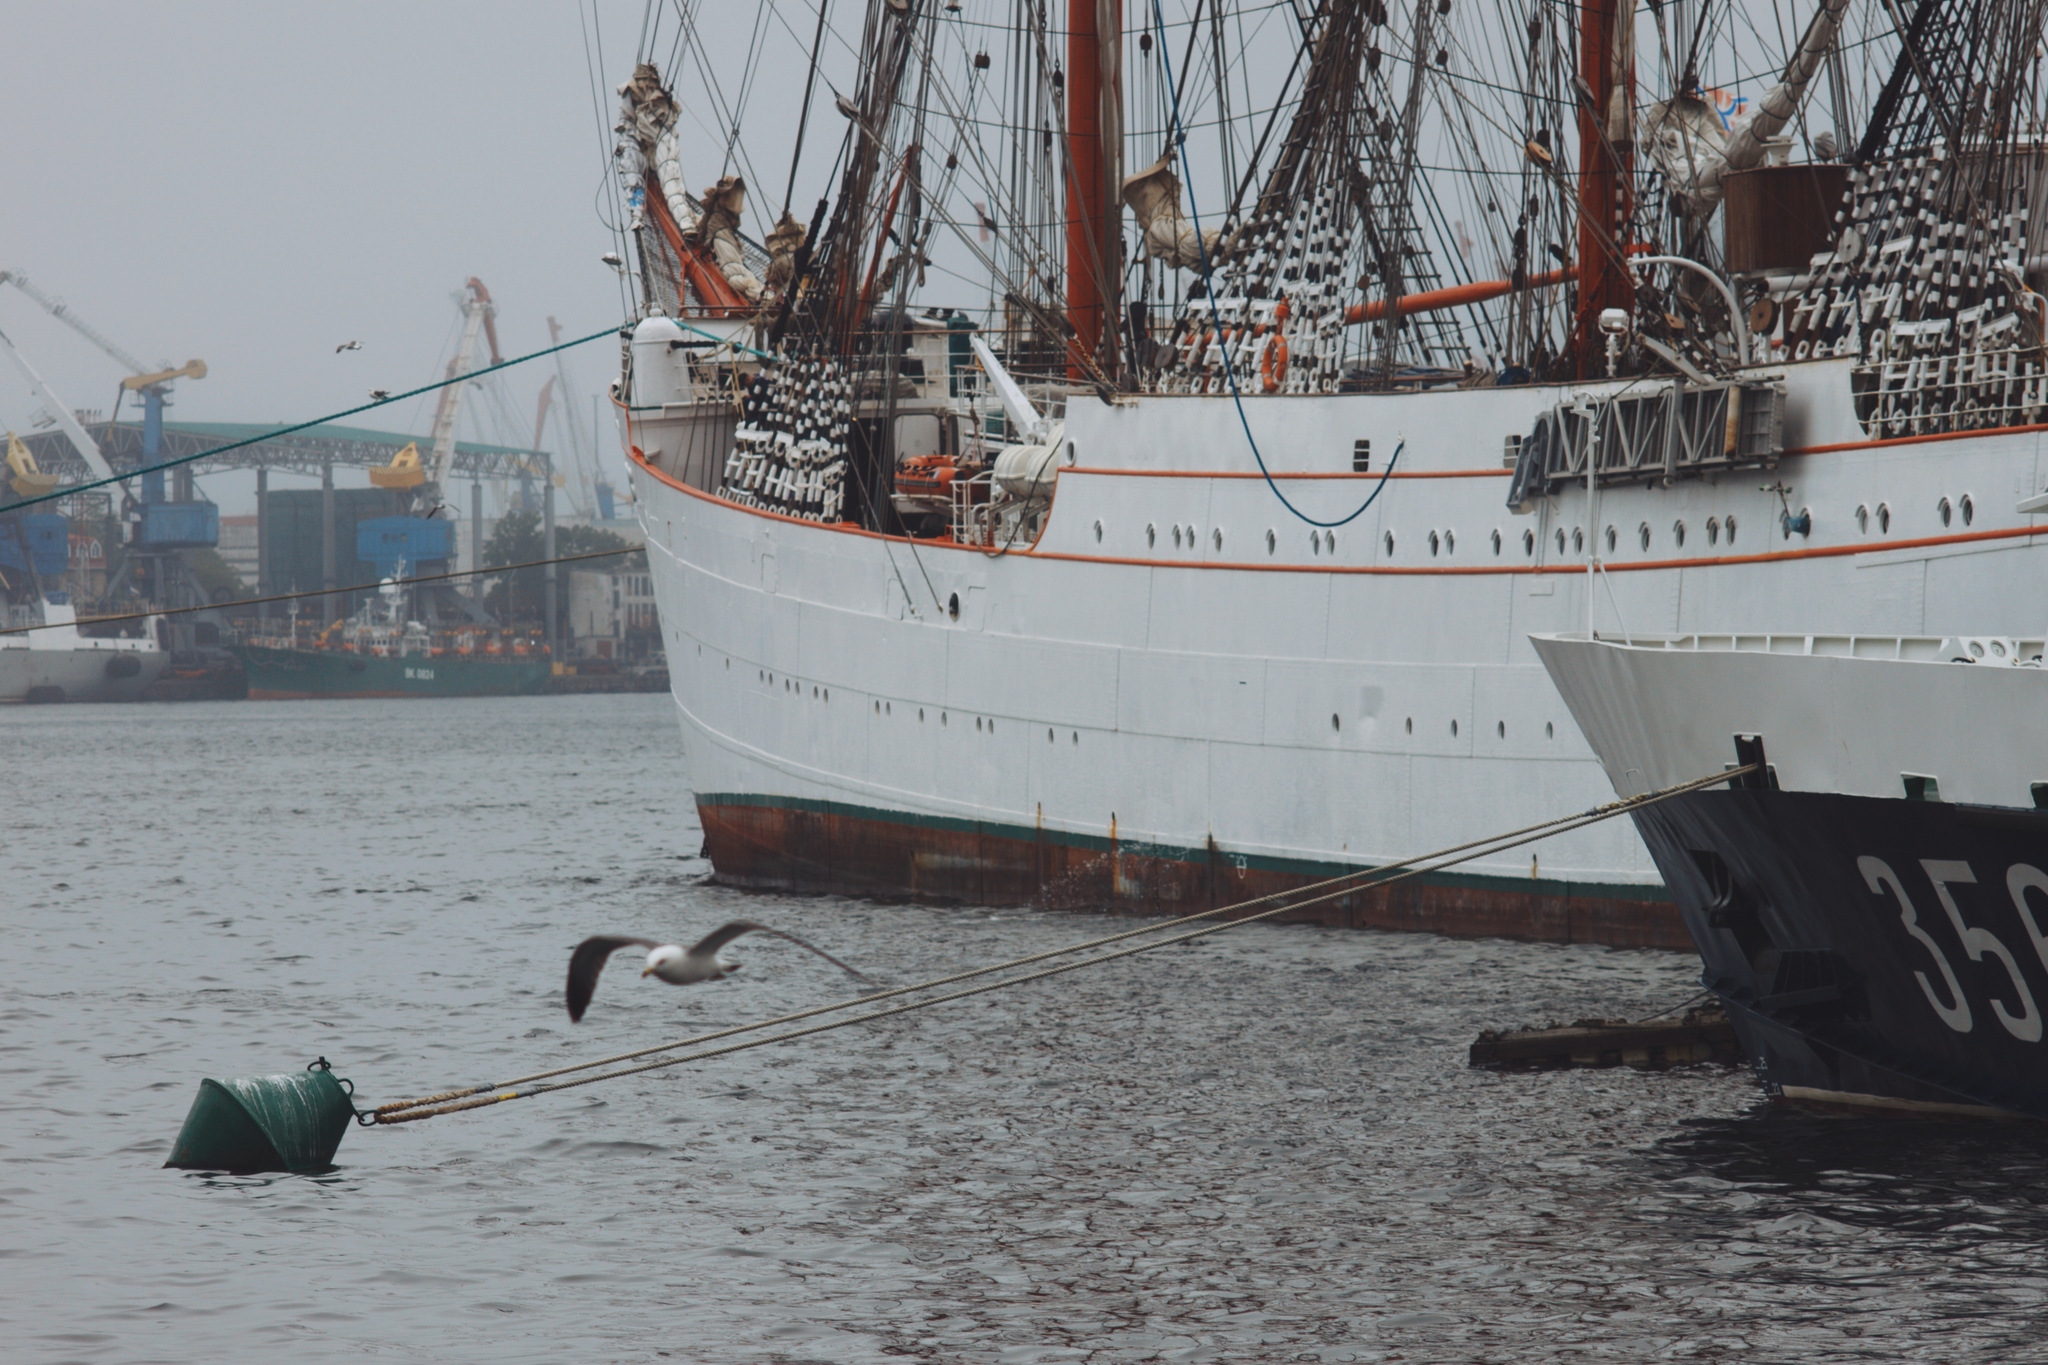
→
(1066, 0, 1122, 381)
(1572, 0, 1637, 378)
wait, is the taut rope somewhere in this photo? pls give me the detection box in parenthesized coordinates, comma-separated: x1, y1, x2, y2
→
(368, 763, 1752, 1126)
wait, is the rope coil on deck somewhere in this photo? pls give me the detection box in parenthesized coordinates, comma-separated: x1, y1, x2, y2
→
(366, 763, 1754, 1127)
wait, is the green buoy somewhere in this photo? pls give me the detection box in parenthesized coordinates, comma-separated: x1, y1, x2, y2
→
(165, 1059, 358, 1174)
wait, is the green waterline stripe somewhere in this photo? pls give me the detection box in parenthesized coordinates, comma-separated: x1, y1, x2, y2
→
(693, 790, 1674, 904)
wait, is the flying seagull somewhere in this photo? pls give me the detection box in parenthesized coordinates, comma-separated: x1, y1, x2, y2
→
(368, 388, 391, 401)
(566, 922, 871, 1022)
(336, 340, 362, 353)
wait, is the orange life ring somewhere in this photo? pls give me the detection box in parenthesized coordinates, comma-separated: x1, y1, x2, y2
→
(1260, 332, 1289, 392)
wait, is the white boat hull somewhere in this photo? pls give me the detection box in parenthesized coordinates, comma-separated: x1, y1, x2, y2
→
(629, 355, 2048, 946)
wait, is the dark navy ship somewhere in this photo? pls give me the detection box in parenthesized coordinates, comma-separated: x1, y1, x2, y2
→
(1535, 630, 2048, 1117)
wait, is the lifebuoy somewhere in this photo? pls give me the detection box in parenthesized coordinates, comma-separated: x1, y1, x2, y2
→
(1260, 332, 1289, 392)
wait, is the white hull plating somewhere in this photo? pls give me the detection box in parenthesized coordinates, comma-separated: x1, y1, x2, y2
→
(629, 356, 2048, 919)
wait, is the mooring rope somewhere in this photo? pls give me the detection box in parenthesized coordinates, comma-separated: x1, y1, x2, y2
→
(369, 763, 1754, 1126)
(372, 764, 1731, 1117)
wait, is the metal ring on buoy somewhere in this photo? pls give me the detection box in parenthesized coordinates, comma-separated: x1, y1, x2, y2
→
(1260, 333, 1289, 393)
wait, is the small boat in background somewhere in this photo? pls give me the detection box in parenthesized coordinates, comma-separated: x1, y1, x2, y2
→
(0, 596, 169, 703)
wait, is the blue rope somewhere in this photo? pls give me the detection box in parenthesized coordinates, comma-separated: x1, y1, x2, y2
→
(1148, 0, 1400, 528)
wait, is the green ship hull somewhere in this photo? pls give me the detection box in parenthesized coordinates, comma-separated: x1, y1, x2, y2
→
(237, 645, 552, 699)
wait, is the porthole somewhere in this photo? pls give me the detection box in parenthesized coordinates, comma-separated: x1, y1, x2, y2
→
(1855, 504, 1869, 534)
(1047, 728, 1054, 742)
(1450, 719, 1459, 737)
(1212, 527, 1224, 552)
(812, 685, 819, 699)
(1071, 730, 1078, 745)
(1266, 528, 1277, 554)
(987, 720, 993, 734)
(874, 700, 881, 714)
(1605, 525, 1618, 553)
(1572, 528, 1584, 555)
(942, 712, 948, 726)
(1384, 530, 1395, 556)
(1093, 519, 1103, 543)
(886, 701, 891, 715)
(1311, 531, 1322, 556)
(1961, 493, 1974, 526)
(1491, 528, 1502, 556)
(1938, 496, 1953, 528)
(1555, 528, 1566, 555)
(1497, 720, 1505, 738)
(1146, 523, 1157, 548)
(725, 658, 730, 669)
(1673, 520, 1686, 548)
(1545, 721, 1554, 739)
(1877, 502, 1891, 533)
(1444, 529, 1456, 555)
(947, 591, 961, 620)
(1428, 530, 1441, 557)
(1523, 528, 1535, 557)
(1331, 713, 1341, 731)
(1405, 717, 1414, 734)
(1172, 524, 1184, 549)
(1638, 521, 1651, 551)
(823, 689, 828, 702)
(1726, 514, 1737, 544)
(919, 708, 925, 721)
(1706, 516, 1720, 545)
(975, 716, 982, 731)
(1325, 530, 1336, 554)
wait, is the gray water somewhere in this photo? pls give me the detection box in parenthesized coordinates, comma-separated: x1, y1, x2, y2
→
(5, 696, 2046, 1363)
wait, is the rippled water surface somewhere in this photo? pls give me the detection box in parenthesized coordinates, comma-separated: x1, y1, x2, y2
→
(7, 696, 2048, 1362)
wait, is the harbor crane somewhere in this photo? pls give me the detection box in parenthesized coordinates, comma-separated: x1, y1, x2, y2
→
(0, 269, 216, 607)
(421, 278, 493, 507)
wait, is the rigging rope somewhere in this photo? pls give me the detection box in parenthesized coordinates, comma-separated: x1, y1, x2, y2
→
(369, 761, 1756, 1126)
(1148, 0, 1403, 530)
(7, 325, 621, 514)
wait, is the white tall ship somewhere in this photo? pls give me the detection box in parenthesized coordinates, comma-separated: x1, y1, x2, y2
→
(605, 0, 2048, 947)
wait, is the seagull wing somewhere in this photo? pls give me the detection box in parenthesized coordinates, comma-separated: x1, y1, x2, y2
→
(566, 935, 660, 1022)
(689, 921, 872, 982)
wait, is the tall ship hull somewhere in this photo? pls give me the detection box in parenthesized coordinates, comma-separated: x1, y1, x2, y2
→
(1534, 631, 2048, 1117)
(631, 355, 2048, 948)
(597, 0, 2048, 949)
(238, 645, 551, 700)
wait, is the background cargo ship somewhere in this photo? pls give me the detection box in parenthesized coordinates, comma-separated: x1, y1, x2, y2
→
(238, 640, 551, 700)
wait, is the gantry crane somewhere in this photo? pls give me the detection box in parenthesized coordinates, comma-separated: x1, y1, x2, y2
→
(0, 269, 215, 607)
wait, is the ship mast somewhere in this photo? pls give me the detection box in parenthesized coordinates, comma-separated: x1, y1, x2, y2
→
(1572, 0, 1637, 379)
(1065, 0, 1122, 383)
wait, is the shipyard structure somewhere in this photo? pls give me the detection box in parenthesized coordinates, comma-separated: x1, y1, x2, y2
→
(3, 275, 660, 701)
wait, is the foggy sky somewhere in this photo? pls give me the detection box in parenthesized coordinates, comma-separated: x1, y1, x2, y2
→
(0, 3, 712, 514)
